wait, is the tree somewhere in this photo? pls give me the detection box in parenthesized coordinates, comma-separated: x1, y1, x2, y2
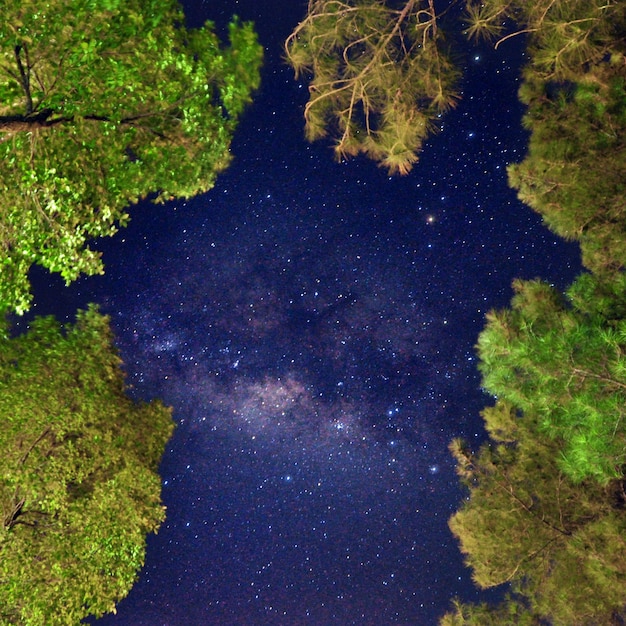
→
(465, 0, 626, 273)
(442, 272, 626, 624)
(446, 400, 626, 625)
(442, 3, 626, 623)
(285, 0, 460, 175)
(477, 274, 626, 484)
(0, 0, 262, 314)
(0, 306, 174, 624)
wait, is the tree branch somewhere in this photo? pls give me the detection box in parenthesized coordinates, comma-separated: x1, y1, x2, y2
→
(572, 367, 626, 391)
(20, 426, 52, 466)
(3, 495, 25, 529)
(301, 0, 418, 146)
(14, 45, 33, 115)
(0, 110, 169, 140)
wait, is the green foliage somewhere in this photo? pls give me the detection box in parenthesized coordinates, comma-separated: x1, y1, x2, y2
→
(0, 306, 174, 624)
(0, 0, 262, 314)
(444, 273, 626, 623)
(464, 0, 626, 80)
(449, 424, 579, 590)
(444, 3, 626, 624)
(477, 275, 626, 484)
(465, 0, 626, 273)
(285, 0, 460, 175)
(440, 595, 542, 625)
(447, 394, 626, 624)
(508, 65, 626, 273)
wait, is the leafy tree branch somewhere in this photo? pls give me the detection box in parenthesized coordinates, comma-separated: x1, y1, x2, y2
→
(285, 0, 460, 174)
(0, 306, 174, 623)
(0, 0, 262, 314)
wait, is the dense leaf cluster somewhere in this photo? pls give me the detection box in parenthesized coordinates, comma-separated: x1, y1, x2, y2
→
(0, 0, 262, 314)
(479, 275, 626, 484)
(447, 422, 626, 623)
(0, 307, 174, 624)
(445, 274, 626, 622)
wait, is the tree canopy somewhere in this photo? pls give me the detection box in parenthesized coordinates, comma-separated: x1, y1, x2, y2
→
(0, 0, 262, 314)
(465, 0, 626, 273)
(285, 0, 460, 175)
(441, 1, 626, 623)
(0, 306, 174, 624)
(443, 277, 626, 624)
(478, 274, 626, 485)
(446, 391, 626, 624)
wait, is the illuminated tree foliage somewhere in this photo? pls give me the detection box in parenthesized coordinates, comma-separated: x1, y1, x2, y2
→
(478, 274, 626, 484)
(285, 0, 460, 175)
(441, 272, 626, 624)
(440, 595, 541, 625)
(465, 0, 626, 273)
(0, 0, 262, 314)
(509, 62, 626, 274)
(445, 397, 626, 624)
(438, 2, 626, 623)
(464, 0, 625, 80)
(0, 306, 174, 624)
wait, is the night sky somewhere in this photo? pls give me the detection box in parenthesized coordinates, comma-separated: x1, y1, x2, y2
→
(25, 1, 582, 624)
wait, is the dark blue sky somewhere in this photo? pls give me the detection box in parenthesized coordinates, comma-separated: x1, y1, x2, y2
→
(28, 1, 581, 624)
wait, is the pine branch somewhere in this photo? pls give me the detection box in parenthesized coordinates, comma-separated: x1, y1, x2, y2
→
(572, 367, 626, 391)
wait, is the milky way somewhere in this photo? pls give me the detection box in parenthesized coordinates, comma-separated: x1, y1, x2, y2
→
(75, 153, 492, 623)
(120, 188, 460, 471)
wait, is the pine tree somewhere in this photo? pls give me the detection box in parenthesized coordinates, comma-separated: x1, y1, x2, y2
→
(447, 397, 626, 624)
(443, 3, 626, 623)
(465, 0, 626, 273)
(464, 0, 625, 80)
(443, 273, 626, 624)
(285, 0, 460, 175)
